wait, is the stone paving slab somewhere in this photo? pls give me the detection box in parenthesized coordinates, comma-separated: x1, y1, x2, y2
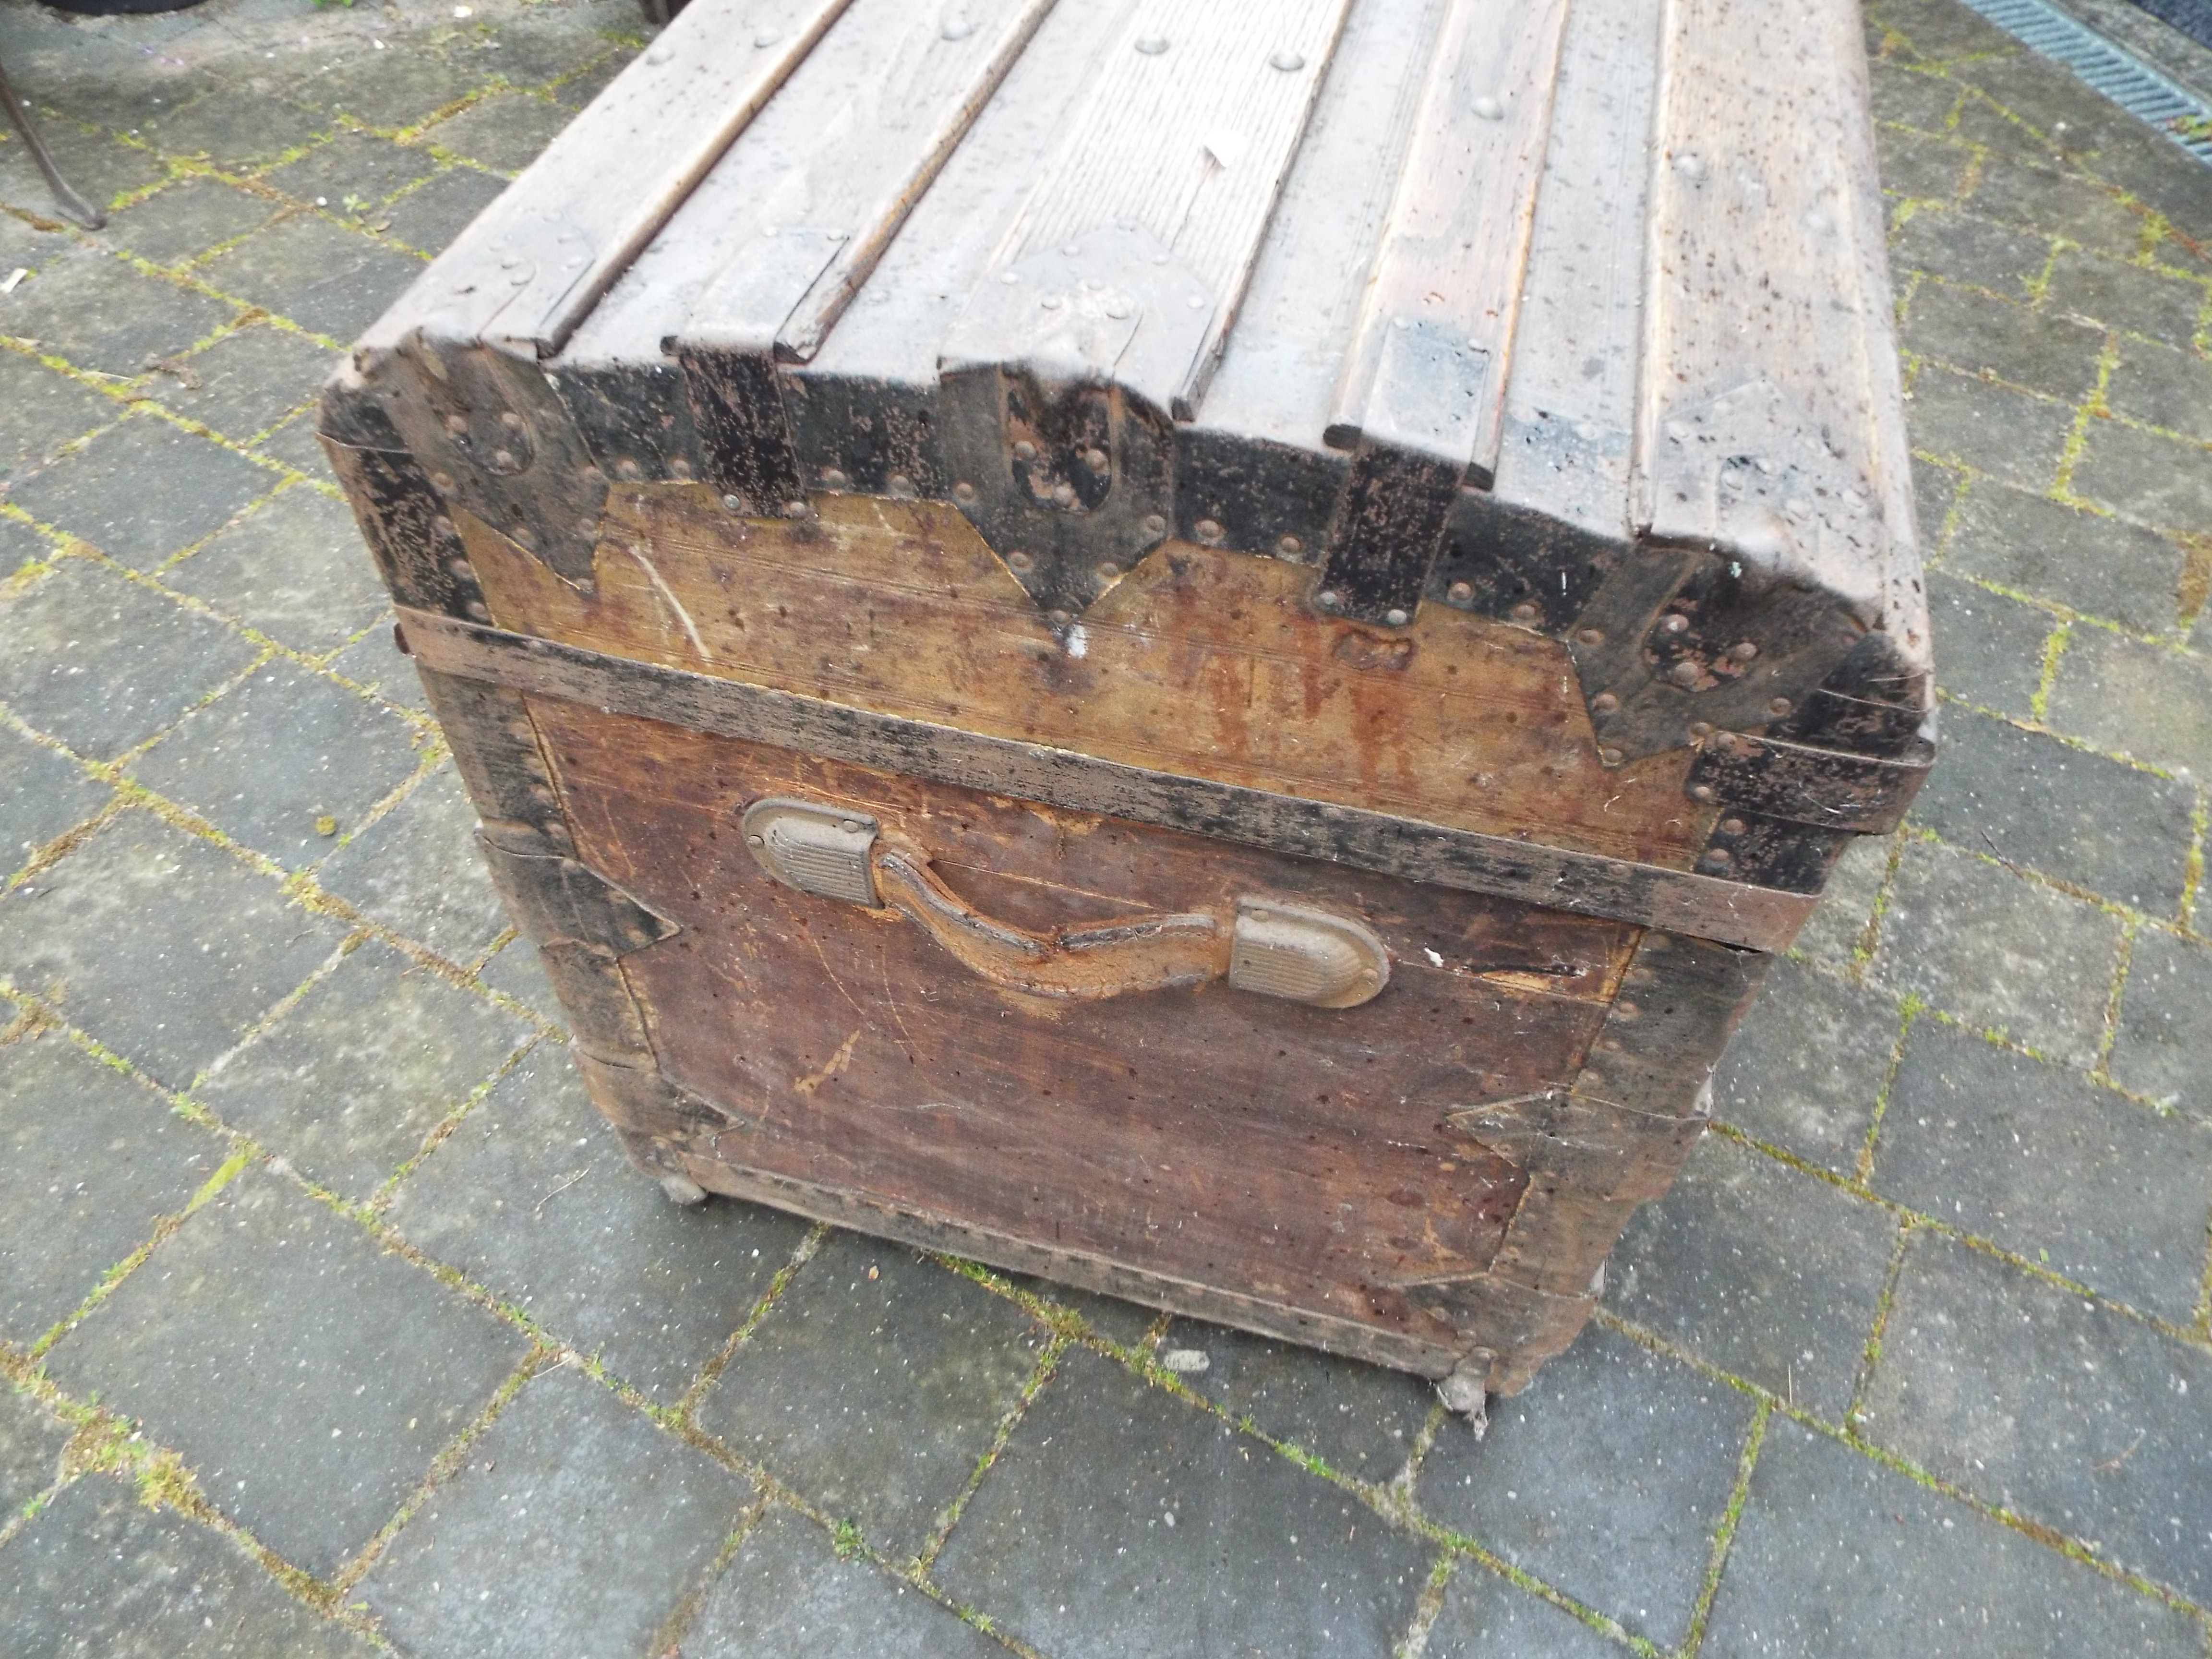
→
(0, 0, 2207, 1653)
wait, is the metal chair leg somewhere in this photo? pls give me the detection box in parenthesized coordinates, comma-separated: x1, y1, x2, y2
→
(0, 56, 105, 229)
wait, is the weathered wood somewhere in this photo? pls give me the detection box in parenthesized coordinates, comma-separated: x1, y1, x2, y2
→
(532, 697, 1636, 1348)
(1486, 0, 1662, 548)
(1315, 0, 1570, 627)
(399, 605, 1817, 953)
(1323, 0, 1568, 471)
(360, 0, 857, 362)
(986, 0, 1357, 421)
(454, 487, 1724, 876)
(656, 0, 1055, 502)
(1635, 0, 1920, 656)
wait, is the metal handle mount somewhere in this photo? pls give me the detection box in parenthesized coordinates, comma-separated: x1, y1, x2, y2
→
(742, 797, 1389, 1008)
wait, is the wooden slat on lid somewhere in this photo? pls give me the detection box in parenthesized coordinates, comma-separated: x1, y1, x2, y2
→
(364, 0, 856, 361)
(967, 0, 1356, 420)
(1312, 0, 1571, 626)
(672, 0, 1055, 366)
(1634, 0, 1914, 640)
(1490, 0, 1665, 544)
(1323, 0, 1570, 481)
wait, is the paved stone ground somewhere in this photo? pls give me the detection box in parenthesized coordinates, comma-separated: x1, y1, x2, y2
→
(0, 0, 2208, 1652)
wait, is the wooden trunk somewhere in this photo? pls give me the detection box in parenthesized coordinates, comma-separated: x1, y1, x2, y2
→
(323, 0, 1932, 1407)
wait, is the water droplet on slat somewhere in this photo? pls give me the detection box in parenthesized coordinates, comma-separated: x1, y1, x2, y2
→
(1473, 95, 1503, 120)
(941, 16, 974, 40)
(1269, 49, 1303, 71)
(1134, 34, 1168, 54)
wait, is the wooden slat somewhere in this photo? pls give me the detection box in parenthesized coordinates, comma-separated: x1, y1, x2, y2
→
(1489, 0, 1665, 541)
(981, 0, 1356, 417)
(1323, 0, 1571, 479)
(367, 0, 857, 360)
(670, 0, 1054, 364)
(1634, 0, 1914, 636)
(1312, 0, 1572, 626)
(1194, 0, 1446, 453)
(793, 0, 1143, 393)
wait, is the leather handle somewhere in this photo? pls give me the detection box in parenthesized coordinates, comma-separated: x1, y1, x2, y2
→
(741, 796, 1390, 1008)
(873, 846, 1227, 1001)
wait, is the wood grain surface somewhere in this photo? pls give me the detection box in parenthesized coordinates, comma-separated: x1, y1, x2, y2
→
(456, 487, 1717, 872)
(529, 695, 1639, 1346)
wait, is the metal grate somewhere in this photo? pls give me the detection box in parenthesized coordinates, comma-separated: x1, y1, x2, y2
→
(1952, 0, 2212, 165)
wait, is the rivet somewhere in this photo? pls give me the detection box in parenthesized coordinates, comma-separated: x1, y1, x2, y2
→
(491, 448, 516, 470)
(1688, 782, 1716, 803)
(431, 471, 456, 493)
(1317, 589, 1340, 610)
(782, 500, 807, 517)
(1599, 746, 1624, 766)
(954, 481, 977, 502)
(1134, 34, 1168, 54)
(1577, 627, 1604, 647)
(447, 556, 475, 579)
(577, 518, 598, 539)
(1007, 550, 1033, 572)
(510, 526, 537, 551)
(466, 600, 492, 622)
(1670, 659, 1702, 687)
(941, 16, 973, 39)
(1186, 294, 1206, 309)
(1508, 600, 1538, 620)
(1704, 847, 1733, 867)
(1041, 294, 1064, 310)
(500, 411, 524, 431)
(1659, 613, 1688, 634)
(1473, 95, 1503, 120)
(1048, 608, 1072, 626)
(1674, 151, 1705, 180)
(431, 516, 456, 538)
(1269, 48, 1304, 70)
(615, 457, 642, 481)
(1767, 697, 1793, 717)
(1084, 447, 1109, 473)
(1104, 296, 1132, 320)
(1277, 534, 1304, 558)
(746, 834, 764, 847)
(754, 26, 781, 46)
(1448, 583, 1476, 607)
(1142, 513, 1167, 536)
(444, 413, 468, 435)
(1599, 1037, 1623, 1052)
(839, 820, 862, 834)
(1721, 817, 1746, 836)
(999, 269, 1020, 285)
(1689, 721, 1714, 738)
(1582, 1070, 1607, 1090)
(1615, 1000, 1640, 1020)
(722, 493, 745, 512)
(1384, 607, 1410, 627)
(820, 468, 849, 489)
(1195, 518, 1224, 544)
(888, 474, 916, 499)
(1591, 691, 1620, 714)
(1013, 440, 1037, 461)
(1095, 561, 1121, 581)
(1729, 640, 1759, 661)
(670, 458, 694, 481)
(1052, 481, 1077, 506)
